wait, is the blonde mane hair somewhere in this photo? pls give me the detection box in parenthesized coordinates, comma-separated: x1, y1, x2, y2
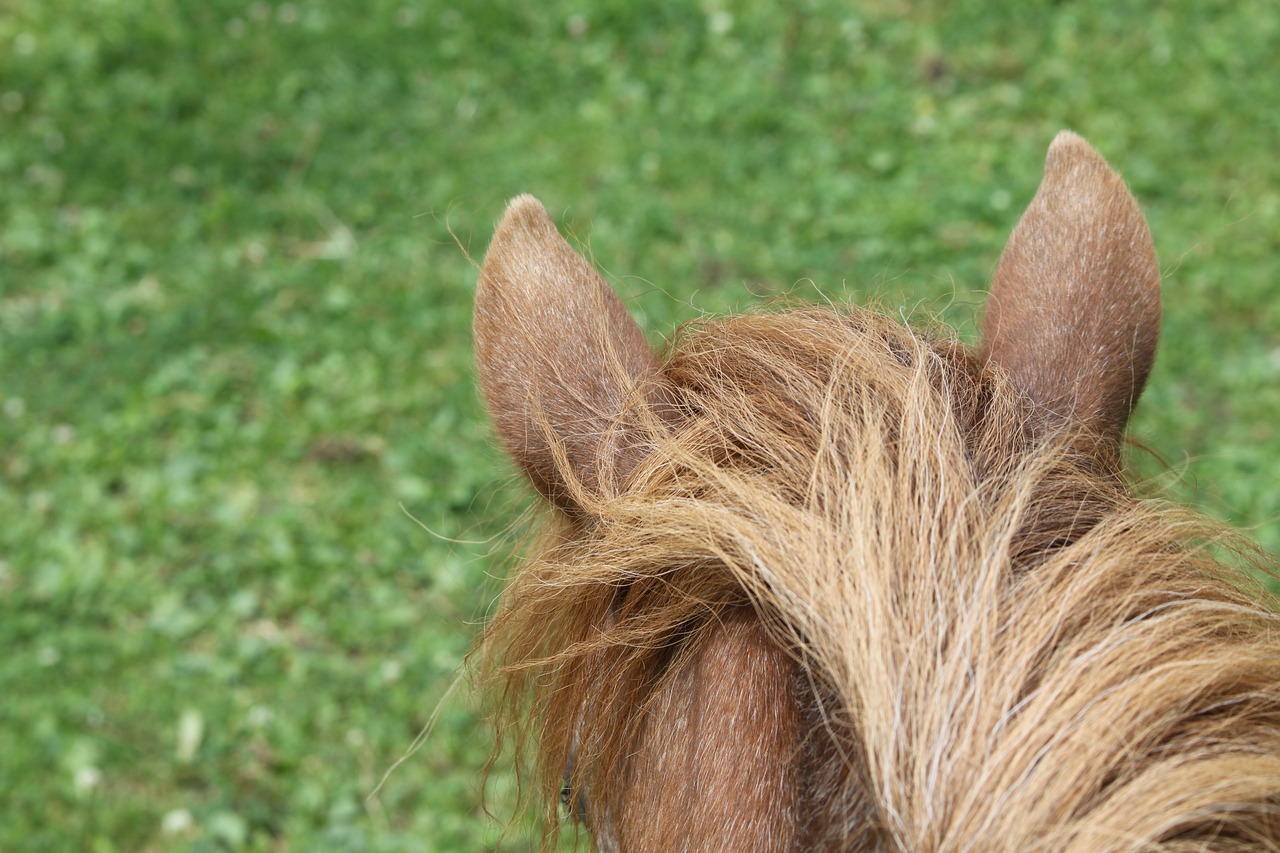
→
(473, 135, 1280, 851)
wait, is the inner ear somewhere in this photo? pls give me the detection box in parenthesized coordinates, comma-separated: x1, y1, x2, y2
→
(980, 132, 1161, 448)
(474, 196, 667, 510)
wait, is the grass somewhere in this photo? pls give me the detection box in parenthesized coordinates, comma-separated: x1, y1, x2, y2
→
(1, 1, 1277, 850)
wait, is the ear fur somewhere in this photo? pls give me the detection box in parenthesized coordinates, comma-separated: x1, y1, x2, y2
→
(474, 195, 664, 510)
(981, 131, 1161, 448)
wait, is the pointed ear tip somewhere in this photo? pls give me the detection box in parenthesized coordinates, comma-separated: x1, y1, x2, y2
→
(1047, 130, 1105, 166)
(482, 194, 556, 272)
(1050, 129, 1088, 148)
(498, 193, 551, 229)
(506, 192, 546, 213)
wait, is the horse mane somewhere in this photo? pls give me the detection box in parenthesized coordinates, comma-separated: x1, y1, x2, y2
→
(480, 304, 1280, 850)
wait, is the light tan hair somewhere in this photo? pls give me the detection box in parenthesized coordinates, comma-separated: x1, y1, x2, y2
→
(473, 133, 1280, 851)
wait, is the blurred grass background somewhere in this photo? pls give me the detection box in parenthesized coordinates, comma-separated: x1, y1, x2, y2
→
(1, 1, 1277, 850)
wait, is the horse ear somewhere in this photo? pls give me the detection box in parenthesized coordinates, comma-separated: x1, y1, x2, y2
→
(474, 195, 663, 510)
(980, 132, 1161, 448)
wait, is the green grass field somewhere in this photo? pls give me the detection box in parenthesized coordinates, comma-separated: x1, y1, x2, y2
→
(2, 1, 1278, 849)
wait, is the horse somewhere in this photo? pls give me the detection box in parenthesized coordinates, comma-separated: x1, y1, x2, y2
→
(471, 132, 1280, 851)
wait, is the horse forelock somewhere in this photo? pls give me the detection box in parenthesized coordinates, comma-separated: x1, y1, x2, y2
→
(480, 304, 1280, 851)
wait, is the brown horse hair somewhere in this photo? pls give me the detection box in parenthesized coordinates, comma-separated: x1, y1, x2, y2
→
(472, 134, 1280, 851)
